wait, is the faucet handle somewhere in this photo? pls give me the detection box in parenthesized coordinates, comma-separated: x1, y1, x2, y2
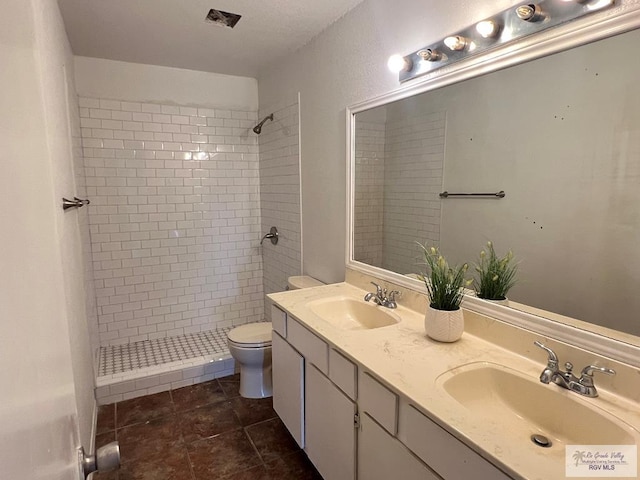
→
(579, 365, 616, 384)
(534, 341, 558, 367)
(388, 290, 401, 301)
(580, 365, 616, 376)
(370, 282, 383, 296)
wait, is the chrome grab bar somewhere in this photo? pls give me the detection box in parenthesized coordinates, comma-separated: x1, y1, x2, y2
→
(439, 190, 505, 198)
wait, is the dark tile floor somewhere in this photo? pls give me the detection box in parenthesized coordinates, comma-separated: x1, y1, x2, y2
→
(93, 374, 322, 480)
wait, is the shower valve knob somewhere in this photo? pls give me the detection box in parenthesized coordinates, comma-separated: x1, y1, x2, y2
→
(260, 226, 279, 245)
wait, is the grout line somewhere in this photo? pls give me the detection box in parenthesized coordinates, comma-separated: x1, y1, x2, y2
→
(244, 415, 279, 430)
(243, 425, 268, 469)
(184, 444, 197, 480)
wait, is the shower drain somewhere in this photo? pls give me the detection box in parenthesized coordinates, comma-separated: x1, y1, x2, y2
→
(531, 434, 552, 448)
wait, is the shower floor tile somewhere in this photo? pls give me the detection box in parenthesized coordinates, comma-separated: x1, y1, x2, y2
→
(99, 328, 233, 377)
(94, 376, 322, 480)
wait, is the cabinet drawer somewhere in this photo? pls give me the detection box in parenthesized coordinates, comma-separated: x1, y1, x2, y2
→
(329, 348, 357, 400)
(401, 405, 512, 480)
(287, 317, 329, 374)
(359, 372, 398, 435)
(271, 305, 287, 337)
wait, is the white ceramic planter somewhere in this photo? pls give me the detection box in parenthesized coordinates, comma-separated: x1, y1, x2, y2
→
(424, 306, 464, 342)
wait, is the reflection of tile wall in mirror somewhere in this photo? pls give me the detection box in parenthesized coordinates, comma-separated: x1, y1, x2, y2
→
(382, 109, 445, 275)
(353, 119, 385, 267)
(352, 27, 640, 337)
(354, 108, 445, 275)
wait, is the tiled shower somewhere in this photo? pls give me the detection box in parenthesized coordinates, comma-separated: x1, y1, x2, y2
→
(80, 95, 302, 403)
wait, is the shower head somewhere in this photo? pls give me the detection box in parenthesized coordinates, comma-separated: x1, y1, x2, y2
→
(253, 113, 274, 134)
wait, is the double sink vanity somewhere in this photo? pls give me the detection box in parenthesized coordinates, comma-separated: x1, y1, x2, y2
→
(267, 269, 640, 480)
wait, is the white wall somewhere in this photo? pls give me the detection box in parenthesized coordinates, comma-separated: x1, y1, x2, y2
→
(257, 0, 515, 283)
(0, 0, 94, 477)
(33, 0, 97, 451)
(75, 56, 258, 111)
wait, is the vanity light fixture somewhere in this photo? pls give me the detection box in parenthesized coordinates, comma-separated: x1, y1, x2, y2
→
(387, 54, 413, 73)
(392, 0, 616, 83)
(475, 20, 500, 38)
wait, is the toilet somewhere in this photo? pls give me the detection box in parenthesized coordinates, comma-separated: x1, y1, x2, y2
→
(227, 322, 273, 398)
(227, 275, 324, 398)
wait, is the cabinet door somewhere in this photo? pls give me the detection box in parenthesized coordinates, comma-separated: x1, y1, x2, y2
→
(306, 364, 356, 480)
(359, 413, 441, 480)
(272, 332, 304, 447)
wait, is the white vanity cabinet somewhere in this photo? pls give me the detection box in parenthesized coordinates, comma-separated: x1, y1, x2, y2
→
(271, 304, 513, 480)
(306, 363, 357, 480)
(271, 306, 357, 479)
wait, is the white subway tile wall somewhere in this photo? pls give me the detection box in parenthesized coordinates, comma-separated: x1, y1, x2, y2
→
(353, 120, 385, 266)
(79, 98, 264, 346)
(258, 97, 302, 320)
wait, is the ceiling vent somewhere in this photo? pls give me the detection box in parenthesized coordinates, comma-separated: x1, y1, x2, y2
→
(205, 9, 242, 28)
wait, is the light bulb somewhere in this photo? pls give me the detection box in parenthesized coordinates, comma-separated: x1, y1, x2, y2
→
(476, 20, 499, 38)
(516, 4, 544, 22)
(586, 0, 614, 10)
(418, 49, 442, 62)
(444, 36, 468, 51)
(387, 54, 412, 73)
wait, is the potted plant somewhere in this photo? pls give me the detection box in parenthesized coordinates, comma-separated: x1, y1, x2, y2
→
(417, 244, 470, 342)
(474, 241, 517, 304)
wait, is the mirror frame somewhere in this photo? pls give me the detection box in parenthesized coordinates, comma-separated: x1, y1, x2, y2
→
(346, 3, 640, 367)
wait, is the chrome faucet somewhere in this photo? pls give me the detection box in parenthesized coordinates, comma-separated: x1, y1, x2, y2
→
(364, 282, 400, 309)
(534, 341, 615, 397)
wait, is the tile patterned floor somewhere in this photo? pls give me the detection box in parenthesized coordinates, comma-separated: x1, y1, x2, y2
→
(94, 374, 322, 480)
(99, 328, 232, 376)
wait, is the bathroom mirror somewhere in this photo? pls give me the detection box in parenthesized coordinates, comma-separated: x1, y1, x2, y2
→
(348, 7, 640, 357)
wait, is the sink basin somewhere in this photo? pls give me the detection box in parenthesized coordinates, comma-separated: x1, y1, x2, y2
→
(437, 362, 638, 446)
(307, 296, 400, 330)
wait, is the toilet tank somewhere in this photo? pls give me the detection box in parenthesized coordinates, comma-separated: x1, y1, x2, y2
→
(287, 275, 325, 290)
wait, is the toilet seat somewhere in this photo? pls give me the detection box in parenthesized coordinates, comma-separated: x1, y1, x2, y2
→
(227, 322, 272, 348)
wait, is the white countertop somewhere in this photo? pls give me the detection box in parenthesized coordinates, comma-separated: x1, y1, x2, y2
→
(268, 282, 640, 480)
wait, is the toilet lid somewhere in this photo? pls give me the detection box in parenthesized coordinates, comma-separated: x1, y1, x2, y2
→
(228, 322, 272, 347)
